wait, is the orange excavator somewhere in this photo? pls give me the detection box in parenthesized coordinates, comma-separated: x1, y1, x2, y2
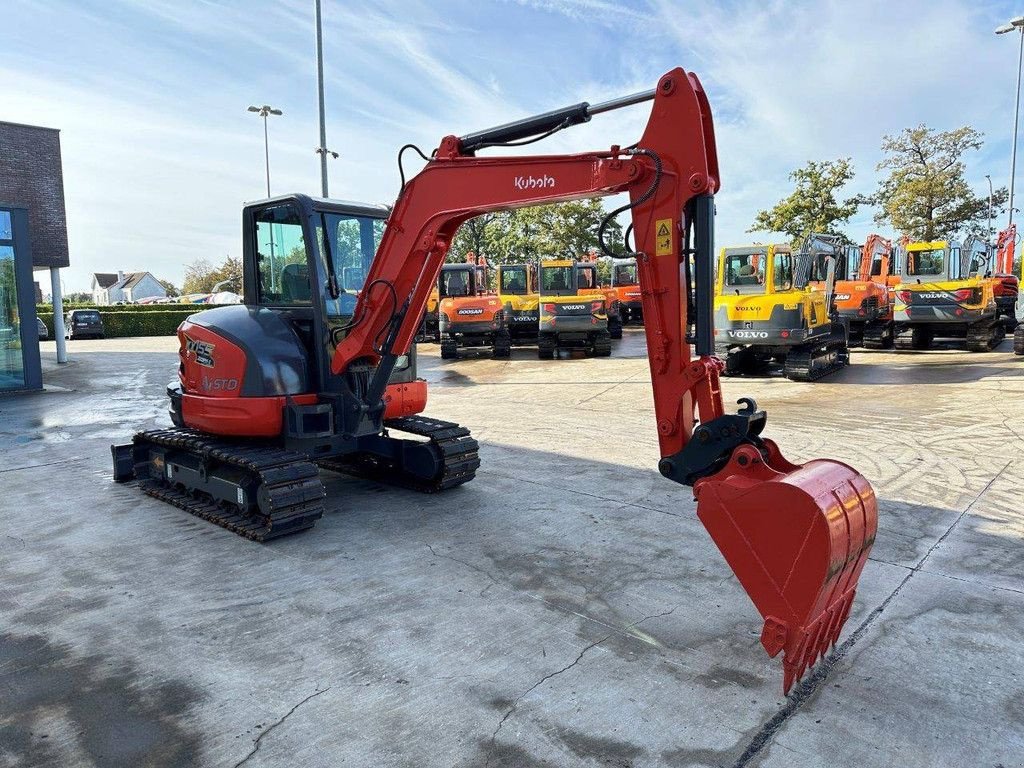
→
(438, 253, 511, 358)
(814, 233, 897, 349)
(111, 68, 876, 693)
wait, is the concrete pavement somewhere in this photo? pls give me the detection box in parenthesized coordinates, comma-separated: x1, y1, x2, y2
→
(1, 331, 1021, 767)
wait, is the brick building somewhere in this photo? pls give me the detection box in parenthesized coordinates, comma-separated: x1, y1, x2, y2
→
(0, 121, 71, 390)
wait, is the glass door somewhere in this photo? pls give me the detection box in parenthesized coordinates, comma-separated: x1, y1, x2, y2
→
(0, 210, 24, 390)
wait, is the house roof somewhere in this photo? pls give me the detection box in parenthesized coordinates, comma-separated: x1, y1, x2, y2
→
(93, 273, 119, 288)
(118, 272, 151, 291)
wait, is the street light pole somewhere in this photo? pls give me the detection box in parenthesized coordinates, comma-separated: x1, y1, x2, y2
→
(247, 104, 283, 198)
(986, 174, 994, 245)
(315, 0, 330, 197)
(996, 17, 1024, 226)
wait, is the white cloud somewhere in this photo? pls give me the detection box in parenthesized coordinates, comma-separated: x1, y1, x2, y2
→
(2, 0, 1019, 292)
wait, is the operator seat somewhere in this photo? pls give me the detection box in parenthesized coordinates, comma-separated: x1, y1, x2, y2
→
(281, 263, 311, 303)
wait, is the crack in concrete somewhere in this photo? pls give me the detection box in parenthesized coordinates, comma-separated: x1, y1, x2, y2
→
(480, 604, 680, 766)
(729, 460, 1013, 768)
(425, 543, 502, 598)
(484, 636, 611, 768)
(232, 686, 329, 768)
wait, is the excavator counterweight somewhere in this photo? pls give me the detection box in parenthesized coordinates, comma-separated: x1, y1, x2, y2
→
(113, 67, 877, 694)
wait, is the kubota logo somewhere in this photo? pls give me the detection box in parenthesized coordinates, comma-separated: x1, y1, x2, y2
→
(514, 174, 555, 190)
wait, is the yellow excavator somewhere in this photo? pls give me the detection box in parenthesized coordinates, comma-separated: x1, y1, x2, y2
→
(893, 238, 1004, 351)
(714, 244, 849, 380)
(495, 262, 540, 345)
(538, 258, 612, 358)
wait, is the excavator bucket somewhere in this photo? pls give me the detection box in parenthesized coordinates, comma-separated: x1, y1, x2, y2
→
(693, 439, 877, 694)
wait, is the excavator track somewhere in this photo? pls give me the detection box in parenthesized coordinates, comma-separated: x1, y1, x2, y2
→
(318, 416, 480, 493)
(861, 321, 893, 350)
(783, 338, 849, 382)
(1015, 324, 1024, 355)
(129, 428, 326, 542)
(966, 318, 1005, 352)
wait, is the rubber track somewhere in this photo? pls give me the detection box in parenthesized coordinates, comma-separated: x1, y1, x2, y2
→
(317, 415, 480, 493)
(133, 428, 325, 542)
(1015, 325, 1024, 355)
(783, 339, 848, 382)
(861, 322, 893, 350)
(966, 319, 1005, 352)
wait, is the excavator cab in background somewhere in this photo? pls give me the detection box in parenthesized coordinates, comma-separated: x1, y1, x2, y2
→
(993, 225, 1020, 330)
(574, 258, 623, 339)
(438, 254, 510, 359)
(495, 262, 540, 344)
(893, 238, 1004, 351)
(714, 244, 849, 380)
(112, 68, 877, 693)
(610, 257, 644, 324)
(805, 233, 896, 349)
(537, 259, 612, 358)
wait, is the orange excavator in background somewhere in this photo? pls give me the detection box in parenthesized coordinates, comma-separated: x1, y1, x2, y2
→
(111, 68, 876, 693)
(993, 225, 1019, 329)
(574, 253, 623, 339)
(805, 233, 897, 349)
(438, 253, 511, 358)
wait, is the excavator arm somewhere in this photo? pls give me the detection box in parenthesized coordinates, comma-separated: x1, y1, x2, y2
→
(334, 68, 877, 693)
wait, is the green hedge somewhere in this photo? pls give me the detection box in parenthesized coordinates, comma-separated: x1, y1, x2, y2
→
(36, 302, 201, 314)
(38, 308, 200, 338)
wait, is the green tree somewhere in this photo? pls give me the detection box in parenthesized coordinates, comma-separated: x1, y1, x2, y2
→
(182, 255, 243, 294)
(210, 255, 243, 291)
(182, 258, 216, 294)
(157, 278, 179, 297)
(870, 125, 1007, 241)
(750, 158, 861, 242)
(449, 199, 622, 265)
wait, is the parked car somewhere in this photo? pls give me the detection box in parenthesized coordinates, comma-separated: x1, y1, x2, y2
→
(37, 317, 48, 340)
(65, 309, 105, 340)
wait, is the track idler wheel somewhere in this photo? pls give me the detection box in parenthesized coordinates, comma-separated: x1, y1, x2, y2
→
(693, 439, 877, 694)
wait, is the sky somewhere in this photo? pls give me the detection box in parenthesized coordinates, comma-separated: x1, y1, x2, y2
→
(4, 0, 1023, 293)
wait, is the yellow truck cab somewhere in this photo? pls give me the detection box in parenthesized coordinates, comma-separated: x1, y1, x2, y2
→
(537, 259, 611, 359)
(714, 244, 848, 381)
(495, 262, 540, 344)
(893, 239, 1003, 351)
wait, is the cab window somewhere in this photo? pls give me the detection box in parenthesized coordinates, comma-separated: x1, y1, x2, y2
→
(441, 269, 472, 297)
(612, 264, 637, 286)
(774, 252, 793, 290)
(255, 205, 310, 305)
(577, 267, 596, 289)
(500, 267, 529, 295)
(724, 253, 765, 294)
(907, 249, 944, 276)
(318, 213, 385, 318)
(541, 266, 573, 292)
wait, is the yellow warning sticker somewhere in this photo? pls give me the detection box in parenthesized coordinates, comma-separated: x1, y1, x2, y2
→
(655, 219, 673, 256)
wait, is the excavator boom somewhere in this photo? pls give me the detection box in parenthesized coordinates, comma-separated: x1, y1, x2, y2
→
(332, 68, 877, 693)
